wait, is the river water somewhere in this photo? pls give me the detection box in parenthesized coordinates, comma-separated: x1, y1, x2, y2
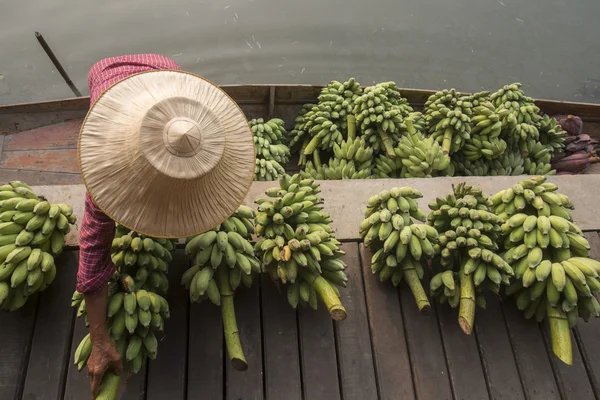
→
(1, 0, 599, 104)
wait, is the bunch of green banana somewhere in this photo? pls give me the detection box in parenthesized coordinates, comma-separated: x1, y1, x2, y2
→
(461, 99, 508, 161)
(0, 180, 77, 311)
(301, 137, 374, 180)
(183, 205, 258, 370)
(424, 89, 473, 155)
(521, 140, 556, 175)
(353, 82, 413, 158)
(254, 174, 348, 321)
(428, 183, 512, 334)
(453, 149, 526, 177)
(452, 155, 490, 177)
(492, 176, 599, 365)
(110, 225, 176, 296)
(536, 114, 567, 155)
(375, 117, 451, 178)
(490, 83, 540, 149)
(254, 158, 287, 182)
(289, 79, 363, 166)
(360, 187, 435, 312)
(250, 118, 291, 167)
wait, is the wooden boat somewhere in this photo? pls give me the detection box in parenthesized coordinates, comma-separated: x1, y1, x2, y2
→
(1, 85, 599, 185)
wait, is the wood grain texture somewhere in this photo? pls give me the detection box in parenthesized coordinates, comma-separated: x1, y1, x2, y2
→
(0, 149, 79, 173)
(2, 119, 82, 151)
(359, 244, 414, 400)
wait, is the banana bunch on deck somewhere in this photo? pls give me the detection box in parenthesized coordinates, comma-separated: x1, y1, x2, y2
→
(490, 83, 540, 150)
(0, 181, 76, 311)
(374, 117, 451, 178)
(301, 137, 374, 180)
(492, 176, 599, 365)
(250, 118, 291, 181)
(454, 149, 526, 177)
(461, 98, 509, 161)
(428, 183, 512, 334)
(353, 82, 413, 158)
(360, 187, 435, 312)
(424, 89, 473, 155)
(522, 140, 555, 175)
(183, 206, 259, 371)
(71, 227, 176, 399)
(537, 114, 567, 155)
(289, 79, 363, 166)
(254, 174, 348, 321)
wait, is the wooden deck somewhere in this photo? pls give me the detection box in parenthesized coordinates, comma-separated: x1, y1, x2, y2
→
(2, 235, 600, 400)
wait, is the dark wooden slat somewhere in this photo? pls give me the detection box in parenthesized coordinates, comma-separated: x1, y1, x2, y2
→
(146, 250, 189, 400)
(298, 307, 340, 400)
(437, 303, 489, 400)
(359, 244, 414, 400)
(334, 242, 378, 400)
(3, 119, 82, 151)
(21, 252, 77, 400)
(399, 274, 452, 400)
(226, 281, 263, 400)
(0, 294, 38, 400)
(0, 149, 79, 173)
(541, 326, 595, 400)
(574, 232, 600, 396)
(260, 274, 302, 400)
(501, 303, 560, 399)
(474, 296, 525, 399)
(187, 301, 224, 399)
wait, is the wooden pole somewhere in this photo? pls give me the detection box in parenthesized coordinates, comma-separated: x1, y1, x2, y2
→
(34, 32, 82, 97)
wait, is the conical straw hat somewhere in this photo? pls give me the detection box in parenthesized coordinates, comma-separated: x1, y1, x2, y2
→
(78, 70, 255, 238)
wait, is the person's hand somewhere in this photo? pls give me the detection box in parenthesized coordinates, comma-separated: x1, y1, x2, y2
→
(87, 337, 122, 398)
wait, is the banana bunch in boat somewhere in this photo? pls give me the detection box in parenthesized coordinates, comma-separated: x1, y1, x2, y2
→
(111, 225, 177, 296)
(461, 95, 510, 161)
(374, 116, 451, 178)
(492, 176, 599, 365)
(301, 137, 374, 180)
(255, 158, 287, 182)
(424, 89, 473, 155)
(427, 182, 512, 335)
(290, 78, 363, 166)
(353, 82, 413, 158)
(490, 83, 540, 147)
(536, 114, 567, 155)
(249, 118, 290, 165)
(360, 187, 435, 313)
(182, 205, 259, 371)
(453, 149, 525, 177)
(0, 180, 77, 311)
(71, 276, 170, 397)
(521, 140, 556, 175)
(254, 174, 348, 321)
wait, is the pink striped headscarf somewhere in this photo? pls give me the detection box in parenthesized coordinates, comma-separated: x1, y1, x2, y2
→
(88, 54, 181, 104)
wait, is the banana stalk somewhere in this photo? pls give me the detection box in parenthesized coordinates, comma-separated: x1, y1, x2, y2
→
(298, 268, 347, 321)
(458, 260, 476, 335)
(219, 266, 247, 371)
(347, 115, 357, 141)
(95, 372, 121, 400)
(402, 260, 430, 314)
(547, 304, 572, 366)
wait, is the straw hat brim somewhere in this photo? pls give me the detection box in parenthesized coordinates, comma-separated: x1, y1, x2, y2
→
(78, 70, 255, 238)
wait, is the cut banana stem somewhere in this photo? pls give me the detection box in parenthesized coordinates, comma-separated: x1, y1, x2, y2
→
(402, 260, 431, 314)
(547, 304, 573, 365)
(312, 150, 322, 169)
(458, 268, 476, 335)
(299, 268, 347, 321)
(442, 127, 453, 155)
(376, 126, 395, 159)
(347, 115, 356, 141)
(95, 371, 121, 400)
(218, 267, 247, 371)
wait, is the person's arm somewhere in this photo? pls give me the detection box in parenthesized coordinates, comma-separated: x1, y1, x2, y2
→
(77, 192, 122, 397)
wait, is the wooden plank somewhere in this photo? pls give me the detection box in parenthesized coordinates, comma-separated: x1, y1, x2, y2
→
(574, 232, 600, 396)
(400, 274, 453, 399)
(540, 326, 595, 400)
(2, 119, 82, 151)
(334, 242, 378, 400)
(0, 294, 38, 400)
(260, 274, 302, 400)
(359, 244, 414, 400)
(298, 306, 341, 400)
(0, 149, 78, 173)
(146, 250, 189, 400)
(0, 169, 81, 186)
(21, 251, 77, 400)
(187, 300, 224, 399)
(225, 282, 263, 400)
(474, 296, 525, 399)
(437, 303, 490, 400)
(501, 303, 561, 399)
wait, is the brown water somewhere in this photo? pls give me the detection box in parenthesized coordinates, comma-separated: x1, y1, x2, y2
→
(1, 0, 599, 104)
